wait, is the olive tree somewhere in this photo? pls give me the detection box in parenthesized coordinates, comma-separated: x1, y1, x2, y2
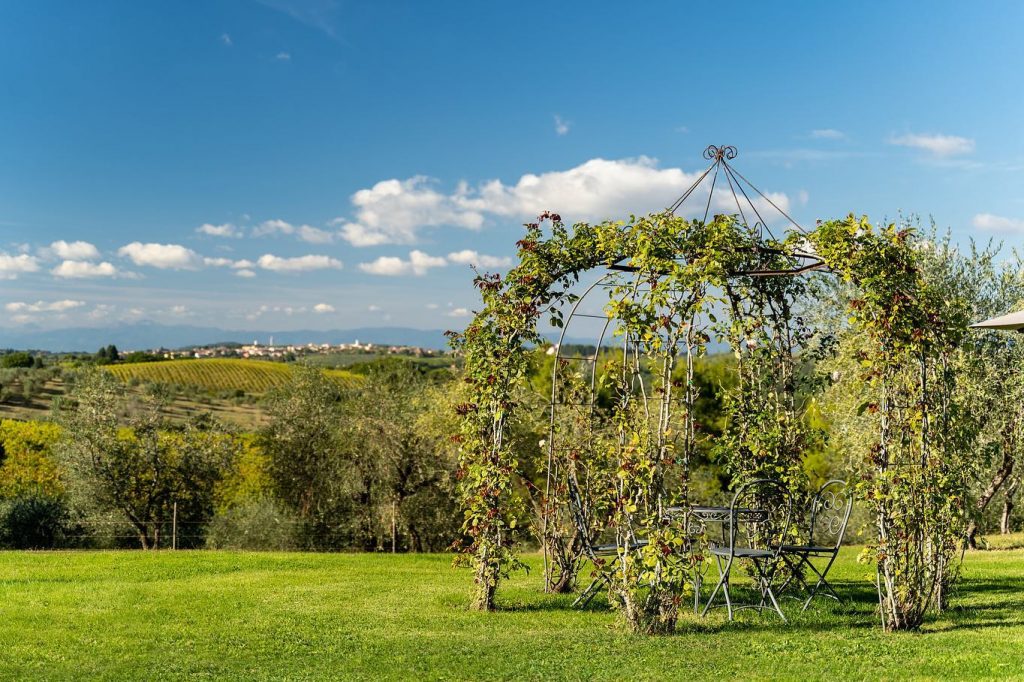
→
(260, 362, 460, 551)
(55, 369, 235, 549)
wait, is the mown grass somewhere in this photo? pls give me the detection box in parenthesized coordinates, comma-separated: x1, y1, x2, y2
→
(0, 548, 1021, 680)
(980, 531, 1024, 551)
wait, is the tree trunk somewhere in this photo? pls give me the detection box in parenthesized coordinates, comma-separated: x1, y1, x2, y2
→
(472, 561, 497, 611)
(1001, 477, 1019, 535)
(965, 447, 1015, 549)
(548, 567, 575, 594)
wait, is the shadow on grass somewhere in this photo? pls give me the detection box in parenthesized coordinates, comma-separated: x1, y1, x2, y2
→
(493, 574, 1024, 638)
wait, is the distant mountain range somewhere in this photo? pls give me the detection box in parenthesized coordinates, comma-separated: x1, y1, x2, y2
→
(0, 322, 456, 353)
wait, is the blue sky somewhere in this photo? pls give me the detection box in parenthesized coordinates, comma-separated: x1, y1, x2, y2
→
(3, 0, 1024, 333)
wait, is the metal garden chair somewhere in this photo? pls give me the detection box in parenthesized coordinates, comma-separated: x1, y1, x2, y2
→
(701, 478, 793, 622)
(571, 539, 647, 608)
(778, 479, 853, 610)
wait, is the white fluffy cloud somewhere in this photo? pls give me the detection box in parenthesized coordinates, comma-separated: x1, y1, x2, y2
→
(203, 257, 256, 270)
(0, 253, 40, 279)
(5, 299, 85, 313)
(447, 250, 513, 268)
(118, 242, 202, 269)
(44, 240, 101, 260)
(51, 260, 118, 278)
(358, 250, 447, 276)
(335, 157, 794, 246)
(197, 223, 241, 238)
(889, 133, 974, 157)
(253, 219, 335, 244)
(334, 177, 486, 247)
(295, 225, 334, 243)
(245, 304, 308, 320)
(256, 253, 343, 273)
(252, 219, 292, 237)
(447, 307, 471, 318)
(313, 303, 335, 313)
(554, 114, 570, 136)
(357, 256, 405, 276)
(972, 213, 1024, 234)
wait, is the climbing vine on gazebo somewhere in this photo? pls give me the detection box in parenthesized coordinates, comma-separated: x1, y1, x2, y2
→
(449, 149, 973, 634)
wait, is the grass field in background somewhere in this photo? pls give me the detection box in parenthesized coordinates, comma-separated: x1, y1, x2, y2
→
(1, 547, 1022, 680)
(105, 358, 363, 394)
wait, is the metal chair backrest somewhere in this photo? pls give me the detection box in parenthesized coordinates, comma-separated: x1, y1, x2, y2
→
(728, 478, 793, 558)
(807, 479, 853, 551)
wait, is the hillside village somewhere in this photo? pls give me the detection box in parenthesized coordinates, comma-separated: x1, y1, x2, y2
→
(152, 340, 449, 361)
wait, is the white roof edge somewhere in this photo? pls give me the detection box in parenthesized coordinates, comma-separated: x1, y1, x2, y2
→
(971, 310, 1024, 330)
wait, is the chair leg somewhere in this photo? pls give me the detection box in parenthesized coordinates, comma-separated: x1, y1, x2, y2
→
(765, 582, 787, 622)
(778, 554, 811, 596)
(721, 559, 733, 621)
(753, 559, 786, 622)
(701, 554, 733, 620)
(801, 552, 841, 611)
(701, 566, 725, 617)
(572, 575, 604, 608)
(693, 572, 702, 615)
(777, 555, 797, 594)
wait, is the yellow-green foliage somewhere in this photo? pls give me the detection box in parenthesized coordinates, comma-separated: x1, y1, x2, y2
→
(0, 419, 63, 497)
(105, 359, 362, 394)
(214, 433, 272, 512)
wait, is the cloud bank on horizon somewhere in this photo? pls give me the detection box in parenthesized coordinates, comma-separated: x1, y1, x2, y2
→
(2, 145, 1015, 331)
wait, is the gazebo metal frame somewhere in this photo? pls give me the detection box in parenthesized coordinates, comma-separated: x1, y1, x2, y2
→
(541, 145, 829, 607)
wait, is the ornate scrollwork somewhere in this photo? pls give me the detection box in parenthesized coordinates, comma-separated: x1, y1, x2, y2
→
(703, 144, 738, 161)
(811, 484, 851, 543)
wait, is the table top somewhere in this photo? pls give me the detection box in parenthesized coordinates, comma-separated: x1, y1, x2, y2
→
(665, 505, 768, 520)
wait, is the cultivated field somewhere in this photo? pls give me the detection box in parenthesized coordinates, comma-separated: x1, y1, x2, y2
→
(0, 547, 1021, 680)
(0, 359, 365, 428)
(105, 358, 363, 393)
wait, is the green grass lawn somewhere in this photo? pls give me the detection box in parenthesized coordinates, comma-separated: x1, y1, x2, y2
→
(0, 548, 1022, 680)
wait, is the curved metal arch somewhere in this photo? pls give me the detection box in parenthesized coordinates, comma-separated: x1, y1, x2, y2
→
(543, 271, 618, 582)
(543, 269, 701, 585)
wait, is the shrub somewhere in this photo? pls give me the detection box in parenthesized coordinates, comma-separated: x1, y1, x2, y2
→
(205, 497, 299, 550)
(0, 494, 73, 549)
(0, 419, 63, 498)
(1, 352, 34, 369)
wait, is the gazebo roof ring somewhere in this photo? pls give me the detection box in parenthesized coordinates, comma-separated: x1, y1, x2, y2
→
(606, 145, 829, 279)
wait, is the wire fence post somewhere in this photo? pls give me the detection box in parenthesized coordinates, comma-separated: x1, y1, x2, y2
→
(172, 501, 178, 550)
(391, 500, 397, 553)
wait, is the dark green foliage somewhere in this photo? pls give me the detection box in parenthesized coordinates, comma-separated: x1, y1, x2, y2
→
(121, 351, 162, 364)
(93, 345, 120, 365)
(1, 352, 34, 369)
(0, 494, 73, 549)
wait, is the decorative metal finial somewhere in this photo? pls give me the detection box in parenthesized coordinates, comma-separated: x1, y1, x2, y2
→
(703, 144, 737, 161)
